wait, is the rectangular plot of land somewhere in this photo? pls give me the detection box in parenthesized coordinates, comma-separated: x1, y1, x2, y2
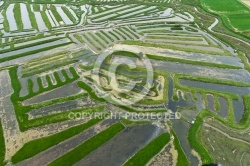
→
(75, 124, 161, 166)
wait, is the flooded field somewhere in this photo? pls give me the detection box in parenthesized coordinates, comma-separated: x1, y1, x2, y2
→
(23, 82, 83, 105)
(0, 1, 250, 166)
(75, 124, 162, 166)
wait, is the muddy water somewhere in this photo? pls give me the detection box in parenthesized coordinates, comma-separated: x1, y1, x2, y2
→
(74, 124, 162, 166)
(218, 97, 228, 118)
(206, 94, 215, 112)
(233, 97, 244, 123)
(28, 97, 99, 119)
(180, 79, 246, 122)
(171, 120, 199, 166)
(179, 79, 250, 95)
(22, 82, 83, 105)
(167, 77, 200, 165)
(166, 77, 196, 112)
(31, 76, 39, 92)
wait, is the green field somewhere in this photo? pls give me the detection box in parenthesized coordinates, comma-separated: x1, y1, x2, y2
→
(226, 13, 250, 31)
(201, 0, 250, 32)
(201, 0, 249, 13)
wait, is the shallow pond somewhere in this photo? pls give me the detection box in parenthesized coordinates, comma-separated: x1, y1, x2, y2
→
(20, 3, 32, 29)
(233, 97, 244, 123)
(34, 10, 48, 31)
(6, 4, 18, 31)
(56, 6, 73, 25)
(218, 97, 228, 118)
(180, 79, 250, 95)
(0, 38, 70, 58)
(171, 120, 199, 165)
(23, 82, 83, 105)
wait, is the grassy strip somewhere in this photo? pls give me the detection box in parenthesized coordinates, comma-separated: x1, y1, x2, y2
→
(100, 30, 114, 42)
(88, 32, 106, 48)
(27, 93, 88, 110)
(11, 118, 103, 164)
(122, 41, 231, 56)
(122, 27, 140, 38)
(9, 67, 103, 131)
(73, 34, 85, 43)
(176, 74, 250, 87)
(91, 5, 133, 20)
(61, 6, 77, 23)
(146, 54, 241, 69)
(187, 114, 213, 164)
(82, 33, 102, 51)
(119, 28, 135, 39)
(41, 11, 52, 30)
(22, 52, 67, 69)
(33, 4, 40, 12)
(238, 52, 250, 73)
(171, 129, 189, 166)
(113, 50, 138, 57)
(77, 81, 106, 102)
(13, 3, 23, 30)
(0, 120, 5, 166)
(136, 24, 177, 30)
(2, 8, 9, 32)
(22, 60, 77, 77)
(187, 95, 250, 164)
(0, 42, 71, 63)
(113, 29, 127, 40)
(118, 105, 167, 113)
(25, 106, 105, 133)
(96, 32, 110, 44)
(124, 133, 170, 166)
(13, 33, 44, 44)
(50, 5, 63, 23)
(174, 76, 239, 101)
(147, 35, 203, 41)
(27, 4, 38, 30)
(108, 31, 120, 40)
(23, 67, 79, 100)
(48, 122, 125, 166)
(0, 37, 64, 54)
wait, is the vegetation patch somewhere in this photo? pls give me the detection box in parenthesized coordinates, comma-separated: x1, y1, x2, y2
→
(124, 133, 170, 166)
(48, 122, 125, 166)
(11, 118, 103, 164)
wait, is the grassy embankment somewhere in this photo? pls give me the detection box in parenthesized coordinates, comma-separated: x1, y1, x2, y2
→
(11, 118, 103, 164)
(0, 120, 5, 166)
(8, 66, 103, 131)
(124, 133, 171, 166)
(122, 40, 231, 56)
(188, 95, 250, 164)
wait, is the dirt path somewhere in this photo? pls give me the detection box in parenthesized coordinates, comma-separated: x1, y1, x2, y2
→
(208, 17, 250, 47)
(0, 70, 22, 161)
(204, 123, 250, 146)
